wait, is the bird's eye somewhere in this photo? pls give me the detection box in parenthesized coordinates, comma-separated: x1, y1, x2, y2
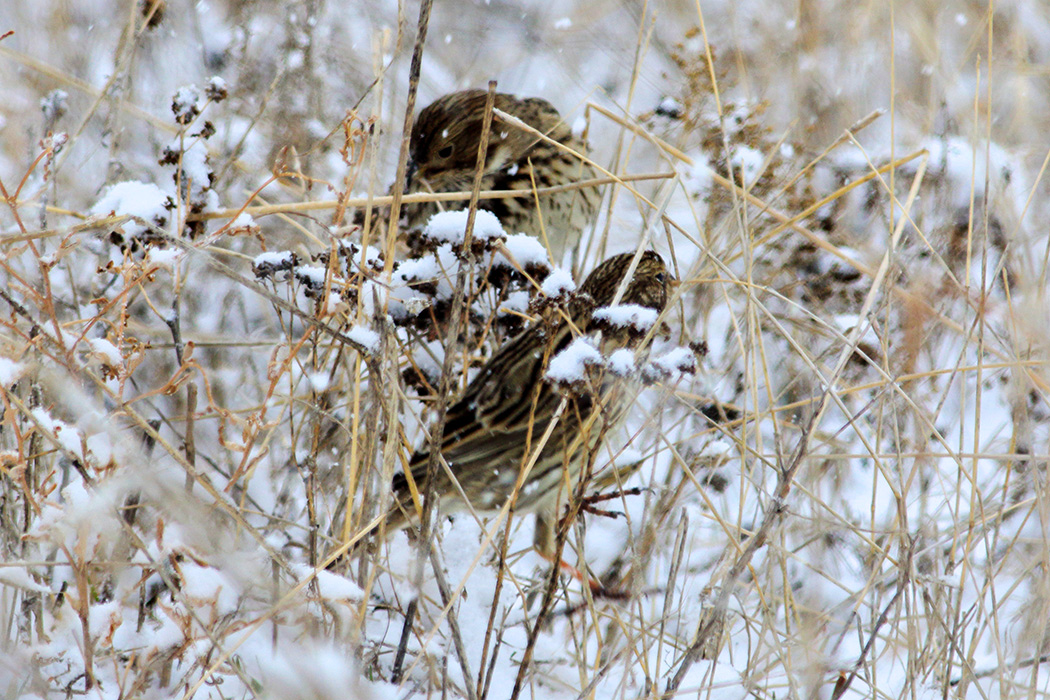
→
(437, 145, 453, 159)
(655, 272, 667, 284)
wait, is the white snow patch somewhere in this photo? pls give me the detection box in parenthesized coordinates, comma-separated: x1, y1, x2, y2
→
(593, 304, 658, 332)
(207, 76, 227, 94)
(498, 233, 549, 267)
(0, 358, 24, 386)
(607, 348, 636, 376)
(499, 290, 530, 315)
(85, 433, 112, 466)
(924, 136, 1019, 207)
(296, 265, 327, 287)
(308, 372, 330, 392)
(87, 338, 122, 367)
(731, 145, 765, 184)
(294, 564, 364, 602)
(172, 85, 201, 120)
(657, 96, 682, 115)
(412, 340, 445, 381)
(0, 567, 51, 593)
(146, 247, 183, 268)
(650, 347, 696, 377)
(256, 643, 391, 700)
(682, 157, 713, 194)
(87, 599, 122, 640)
(180, 562, 239, 615)
(230, 211, 256, 229)
(541, 267, 576, 297)
(253, 250, 294, 268)
(423, 209, 506, 245)
(547, 338, 602, 382)
(705, 440, 733, 457)
(91, 181, 172, 238)
(347, 325, 380, 353)
(31, 408, 84, 459)
(174, 139, 212, 197)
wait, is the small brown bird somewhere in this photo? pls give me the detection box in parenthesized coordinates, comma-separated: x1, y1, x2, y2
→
(401, 89, 601, 260)
(384, 251, 672, 555)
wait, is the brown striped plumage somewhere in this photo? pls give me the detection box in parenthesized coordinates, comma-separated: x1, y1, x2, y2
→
(385, 251, 672, 554)
(402, 89, 600, 260)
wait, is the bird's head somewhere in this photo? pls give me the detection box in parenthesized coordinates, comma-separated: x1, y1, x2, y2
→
(408, 89, 570, 184)
(580, 250, 673, 313)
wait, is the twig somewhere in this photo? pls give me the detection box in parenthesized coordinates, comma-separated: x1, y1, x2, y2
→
(427, 546, 479, 700)
(183, 173, 674, 223)
(830, 564, 909, 700)
(382, 0, 433, 277)
(393, 79, 497, 685)
(387, 0, 435, 682)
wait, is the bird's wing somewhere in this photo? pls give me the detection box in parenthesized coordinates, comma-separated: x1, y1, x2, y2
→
(407, 317, 576, 472)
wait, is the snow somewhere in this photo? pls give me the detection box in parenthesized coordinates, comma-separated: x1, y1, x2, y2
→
(295, 265, 327, 287)
(546, 337, 603, 382)
(180, 561, 238, 616)
(176, 139, 212, 196)
(607, 348, 636, 376)
(923, 136, 1022, 208)
(230, 211, 255, 228)
(572, 116, 587, 138)
(649, 346, 696, 377)
(90, 181, 172, 238)
(146, 247, 183, 268)
(412, 339, 445, 382)
(499, 289, 530, 315)
(657, 96, 683, 117)
(256, 643, 395, 700)
(592, 303, 659, 332)
(87, 338, 122, 367)
(31, 408, 84, 459)
(0, 357, 24, 386)
(308, 372, 330, 391)
(541, 266, 576, 297)
(730, 144, 765, 185)
(6, 2, 1049, 698)
(294, 564, 364, 602)
(85, 433, 112, 466)
(0, 566, 51, 593)
(497, 233, 549, 267)
(172, 84, 201, 122)
(207, 75, 228, 96)
(423, 208, 506, 245)
(681, 156, 713, 195)
(347, 324, 380, 353)
(388, 246, 461, 316)
(253, 250, 294, 268)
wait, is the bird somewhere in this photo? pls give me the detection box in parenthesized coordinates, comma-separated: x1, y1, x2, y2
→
(383, 251, 673, 556)
(399, 89, 601, 261)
